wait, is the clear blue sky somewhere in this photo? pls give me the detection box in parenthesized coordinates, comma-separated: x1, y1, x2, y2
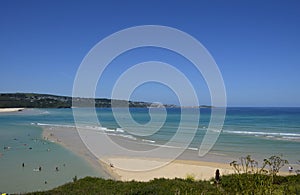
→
(0, 0, 299, 106)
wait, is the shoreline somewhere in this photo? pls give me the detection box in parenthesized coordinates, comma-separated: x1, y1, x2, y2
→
(0, 108, 24, 113)
(41, 125, 235, 181)
(41, 125, 295, 182)
(42, 126, 119, 180)
(103, 156, 234, 181)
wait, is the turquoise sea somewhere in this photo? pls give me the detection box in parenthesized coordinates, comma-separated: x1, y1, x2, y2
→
(1, 107, 300, 193)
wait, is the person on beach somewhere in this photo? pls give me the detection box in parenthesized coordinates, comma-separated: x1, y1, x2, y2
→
(22, 163, 25, 167)
(289, 166, 293, 173)
(215, 169, 220, 184)
(56, 167, 59, 171)
(39, 166, 42, 171)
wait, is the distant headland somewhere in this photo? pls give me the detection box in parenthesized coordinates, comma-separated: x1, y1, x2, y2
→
(0, 93, 213, 109)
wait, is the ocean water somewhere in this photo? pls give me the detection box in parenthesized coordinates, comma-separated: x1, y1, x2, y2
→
(95, 107, 300, 163)
(0, 109, 105, 193)
(214, 108, 300, 161)
(1, 107, 300, 193)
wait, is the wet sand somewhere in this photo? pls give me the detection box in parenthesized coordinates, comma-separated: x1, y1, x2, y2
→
(42, 125, 295, 182)
(42, 126, 118, 180)
(42, 125, 237, 181)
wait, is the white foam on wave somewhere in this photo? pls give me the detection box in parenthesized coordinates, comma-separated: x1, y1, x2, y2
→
(104, 129, 115, 132)
(188, 147, 198, 151)
(142, 139, 156, 143)
(145, 142, 188, 150)
(35, 122, 112, 133)
(280, 136, 300, 141)
(35, 123, 75, 128)
(34, 122, 141, 142)
(120, 134, 137, 140)
(224, 130, 300, 137)
(116, 128, 125, 133)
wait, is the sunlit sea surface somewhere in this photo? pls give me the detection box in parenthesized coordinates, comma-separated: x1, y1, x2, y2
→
(0, 107, 299, 193)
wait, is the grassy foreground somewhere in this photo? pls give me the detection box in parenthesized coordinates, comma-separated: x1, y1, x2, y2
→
(26, 174, 300, 195)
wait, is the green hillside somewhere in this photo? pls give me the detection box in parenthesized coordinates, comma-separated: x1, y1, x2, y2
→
(0, 93, 171, 108)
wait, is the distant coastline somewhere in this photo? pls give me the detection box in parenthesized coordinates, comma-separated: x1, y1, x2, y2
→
(0, 93, 212, 109)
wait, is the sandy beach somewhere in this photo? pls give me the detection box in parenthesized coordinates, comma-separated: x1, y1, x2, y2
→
(42, 125, 236, 182)
(42, 126, 118, 180)
(104, 157, 233, 181)
(0, 108, 24, 113)
(42, 124, 296, 183)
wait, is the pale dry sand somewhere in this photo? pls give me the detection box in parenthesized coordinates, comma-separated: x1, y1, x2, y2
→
(41, 125, 295, 182)
(103, 157, 234, 181)
(105, 157, 296, 181)
(0, 108, 24, 113)
(41, 124, 296, 183)
(41, 125, 237, 182)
